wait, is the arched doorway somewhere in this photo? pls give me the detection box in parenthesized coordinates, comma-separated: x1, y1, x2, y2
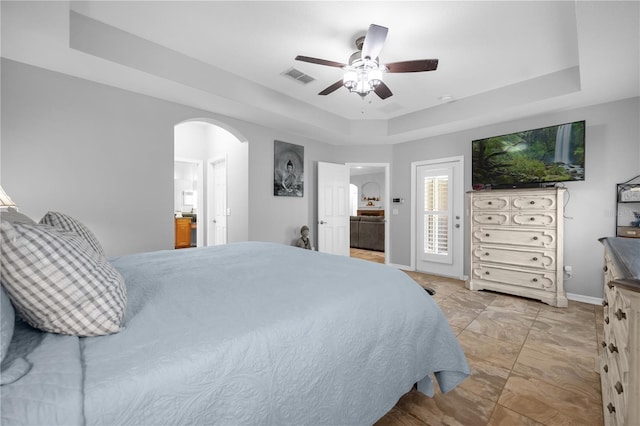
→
(174, 119, 248, 247)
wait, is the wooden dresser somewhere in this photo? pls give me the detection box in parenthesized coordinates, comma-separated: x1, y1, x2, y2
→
(599, 237, 640, 426)
(466, 187, 568, 307)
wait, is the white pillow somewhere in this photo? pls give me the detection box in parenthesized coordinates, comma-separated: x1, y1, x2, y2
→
(0, 221, 126, 337)
(39, 211, 105, 256)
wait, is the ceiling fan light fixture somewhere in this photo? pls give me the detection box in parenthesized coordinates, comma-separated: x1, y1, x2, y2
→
(343, 69, 358, 90)
(367, 68, 383, 89)
(342, 66, 383, 97)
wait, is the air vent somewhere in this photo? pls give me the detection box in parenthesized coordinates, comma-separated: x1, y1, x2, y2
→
(282, 67, 315, 85)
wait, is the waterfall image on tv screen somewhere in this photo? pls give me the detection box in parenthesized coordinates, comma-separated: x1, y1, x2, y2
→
(472, 120, 585, 188)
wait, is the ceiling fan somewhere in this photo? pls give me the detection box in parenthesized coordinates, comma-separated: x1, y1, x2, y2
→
(295, 24, 438, 100)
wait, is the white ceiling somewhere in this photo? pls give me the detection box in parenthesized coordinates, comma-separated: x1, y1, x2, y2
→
(2, 1, 638, 145)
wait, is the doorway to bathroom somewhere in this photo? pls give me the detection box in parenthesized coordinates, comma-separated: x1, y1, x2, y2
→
(174, 119, 248, 248)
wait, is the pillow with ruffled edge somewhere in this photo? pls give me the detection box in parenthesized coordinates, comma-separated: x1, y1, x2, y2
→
(0, 221, 126, 337)
(39, 211, 105, 256)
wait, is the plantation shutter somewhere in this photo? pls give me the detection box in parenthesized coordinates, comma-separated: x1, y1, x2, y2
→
(423, 174, 449, 256)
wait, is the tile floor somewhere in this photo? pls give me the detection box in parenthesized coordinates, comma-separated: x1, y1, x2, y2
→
(350, 250, 605, 426)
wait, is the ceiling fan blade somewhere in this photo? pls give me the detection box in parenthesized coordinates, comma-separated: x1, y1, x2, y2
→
(319, 80, 344, 96)
(374, 81, 393, 99)
(385, 59, 439, 73)
(361, 24, 388, 60)
(295, 55, 346, 68)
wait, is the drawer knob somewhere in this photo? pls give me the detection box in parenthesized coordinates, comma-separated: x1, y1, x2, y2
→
(485, 233, 490, 237)
(530, 201, 535, 204)
(533, 236, 539, 240)
(608, 343, 618, 353)
(530, 217, 535, 221)
(614, 309, 627, 320)
(485, 271, 490, 275)
(615, 381, 624, 394)
(532, 278, 538, 282)
(485, 252, 490, 256)
(602, 300, 609, 307)
(487, 216, 492, 220)
(605, 316, 609, 324)
(488, 201, 493, 205)
(603, 364, 609, 373)
(532, 257, 538, 261)
(607, 403, 615, 414)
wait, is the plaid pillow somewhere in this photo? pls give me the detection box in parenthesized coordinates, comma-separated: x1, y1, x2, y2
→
(0, 221, 126, 336)
(40, 211, 105, 256)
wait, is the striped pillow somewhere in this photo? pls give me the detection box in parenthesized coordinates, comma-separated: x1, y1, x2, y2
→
(40, 211, 105, 256)
(0, 221, 126, 336)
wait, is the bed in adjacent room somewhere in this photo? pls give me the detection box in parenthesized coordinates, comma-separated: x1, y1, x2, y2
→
(0, 211, 470, 425)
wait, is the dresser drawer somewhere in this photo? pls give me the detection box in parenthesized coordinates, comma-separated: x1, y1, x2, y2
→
(472, 226, 556, 248)
(511, 194, 557, 210)
(471, 212, 509, 226)
(602, 356, 627, 426)
(472, 244, 556, 270)
(470, 195, 509, 211)
(511, 211, 557, 227)
(471, 264, 556, 290)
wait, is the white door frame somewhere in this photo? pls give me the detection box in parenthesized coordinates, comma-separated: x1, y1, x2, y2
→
(410, 156, 465, 279)
(175, 157, 204, 247)
(346, 162, 390, 264)
(207, 155, 228, 246)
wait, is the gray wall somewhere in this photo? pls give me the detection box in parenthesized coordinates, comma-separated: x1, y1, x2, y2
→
(390, 97, 640, 299)
(2, 58, 639, 300)
(0, 58, 334, 255)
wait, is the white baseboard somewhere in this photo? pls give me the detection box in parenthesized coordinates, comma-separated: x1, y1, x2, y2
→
(567, 292, 603, 306)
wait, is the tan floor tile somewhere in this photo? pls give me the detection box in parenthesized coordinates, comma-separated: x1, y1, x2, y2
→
(375, 407, 426, 426)
(489, 294, 542, 316)
(395, 387, 495, 426)
(458, 355, 511, 402)
(457, 330, 521, 370)
(451, 287, 498, 308)
(437, 297, 484, 329)
(512, 346, 601, 401)
(498, 373, 603, 426)
(466, 306, 535, 345)
(537, 304, 596, 327)
(488, 405, 544, 426)
(527, 315, 598, 358)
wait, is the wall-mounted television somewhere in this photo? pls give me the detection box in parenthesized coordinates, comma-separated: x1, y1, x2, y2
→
(472, 120, 585, 189)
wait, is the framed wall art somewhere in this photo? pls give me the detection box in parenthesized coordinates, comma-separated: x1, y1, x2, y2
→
(274, 140, 304, 197)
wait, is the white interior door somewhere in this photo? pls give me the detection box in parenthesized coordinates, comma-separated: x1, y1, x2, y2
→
(207, 157, 227, 246)
(412, 157, 464, 279)
(317, 162, 349, 256)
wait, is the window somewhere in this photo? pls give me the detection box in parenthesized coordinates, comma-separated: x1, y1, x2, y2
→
(423, 175, 449, 256)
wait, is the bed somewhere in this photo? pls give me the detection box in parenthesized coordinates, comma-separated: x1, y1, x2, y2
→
(1, 213, 470, 425)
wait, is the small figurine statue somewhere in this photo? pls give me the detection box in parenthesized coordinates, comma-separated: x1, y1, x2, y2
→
(295, 225, 312, 249)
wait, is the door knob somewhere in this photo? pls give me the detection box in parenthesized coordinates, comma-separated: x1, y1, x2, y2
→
(319, 220, 328, 225)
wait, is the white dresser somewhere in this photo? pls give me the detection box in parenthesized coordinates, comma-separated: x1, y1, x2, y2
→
(599, 237, 640, 426)
(466, 187, 568, 307)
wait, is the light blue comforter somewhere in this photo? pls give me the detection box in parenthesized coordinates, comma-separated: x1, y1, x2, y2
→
(1, 242, 470, 425)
